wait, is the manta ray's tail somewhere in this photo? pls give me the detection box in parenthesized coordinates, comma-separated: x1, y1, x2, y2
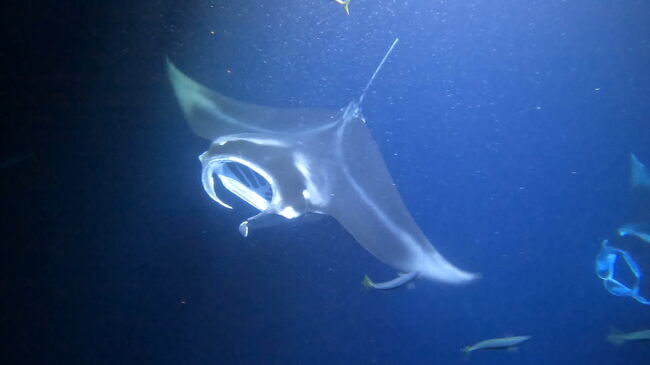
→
(358, 38, 399, 106)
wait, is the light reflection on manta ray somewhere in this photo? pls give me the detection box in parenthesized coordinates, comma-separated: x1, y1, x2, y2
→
(167, 39, 478, 288)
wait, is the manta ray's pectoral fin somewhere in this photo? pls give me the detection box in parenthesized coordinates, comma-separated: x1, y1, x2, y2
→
(361, 271, 420, 290)
(239, 211, 288, 237)
(167, 59, 341, 140)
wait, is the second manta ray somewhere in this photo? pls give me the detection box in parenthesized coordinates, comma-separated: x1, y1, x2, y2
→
(167, 39, 477, 288)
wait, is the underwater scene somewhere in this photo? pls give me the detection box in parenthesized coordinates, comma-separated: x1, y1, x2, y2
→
(3, 1, 650, 364)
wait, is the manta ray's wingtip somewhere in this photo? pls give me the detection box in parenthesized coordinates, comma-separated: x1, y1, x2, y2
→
(164, 56, 179, 77)
(453, 270, 481, 284)
(166, 57, 231, 141)
(468, 271, 482, 282)
(417, 254, 480, 285)
(166, 58, 194, 93)
(443, 273, 480, 286)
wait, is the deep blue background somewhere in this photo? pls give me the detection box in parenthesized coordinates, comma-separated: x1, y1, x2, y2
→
(2, 1, 649, 364)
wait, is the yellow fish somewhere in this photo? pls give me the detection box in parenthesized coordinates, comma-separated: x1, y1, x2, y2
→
(607, 329, 650, 345)
(462, 336, 532, 353)
(334, 0, 351, 15)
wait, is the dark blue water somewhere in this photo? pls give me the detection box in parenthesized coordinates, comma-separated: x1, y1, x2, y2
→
(3, 1, 649, 364)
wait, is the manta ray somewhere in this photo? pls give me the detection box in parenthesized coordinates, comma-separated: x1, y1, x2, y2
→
(167, 39, 477, 289)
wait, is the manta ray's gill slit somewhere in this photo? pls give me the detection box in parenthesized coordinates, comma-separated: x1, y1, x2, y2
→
(210, 160, 274, 211)
(228, 161, 258, 189)
(241, 164, 261, 189)
(226, 161, 248, 186)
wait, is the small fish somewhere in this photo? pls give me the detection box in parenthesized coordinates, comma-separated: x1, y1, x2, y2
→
(462, 336, 532, 353)
(333, 0, 351, 15)
(361, 271, 419, 290)
(607, 329, 650, 345)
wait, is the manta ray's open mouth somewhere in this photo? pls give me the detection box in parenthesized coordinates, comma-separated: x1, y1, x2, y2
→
(201, 158, 274, 211)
